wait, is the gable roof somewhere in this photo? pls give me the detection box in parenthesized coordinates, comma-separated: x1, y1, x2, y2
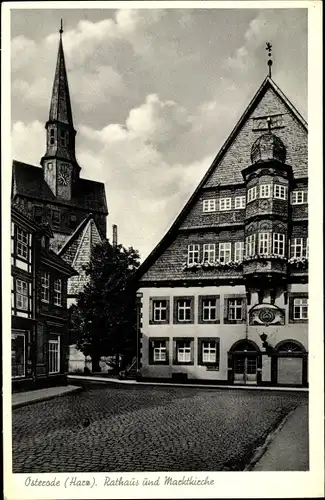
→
(57, 213, 96, 258)
(12, 160, 108, 214)
(41, 247, 78, 277)
(135, 76, 308, 282)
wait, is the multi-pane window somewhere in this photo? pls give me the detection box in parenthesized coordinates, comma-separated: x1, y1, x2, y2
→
(273, 233, 285, 256)
(202, 298, 218, 322)
(187, 244, 200, 265)
(50, 129, 55, 145)
(176, 299, 192, 322)
(152, 300, 168, 323)
(41, 271, 50, 302)
(219, 242, 231, 263)
(245, 234, 256, 256)
(203, 199, 216, 212)
(17, 228, 29, 259)
(291, 191, 308, 205)
(153, 341, 167, 362)
(177, 341, 192, 363)
(258, 233, 271, 254)
(234, 241, 244, 261)
(48, 339, 60, 374)
(290, 238, 308, 258)
(202, 342, 217, 363)
(219, 198, 232, 211)
(235, 196, 246, 209)
(228, 298, 243, 321)
(16, 280, 28, 310)
(260, 184, 272, 198)
(54, 278, 62, 306)
(203, 244, 216, 262)
(293, 298, 308, 320)
(274, 184, 287, 200)
(247, 186, 257, 203)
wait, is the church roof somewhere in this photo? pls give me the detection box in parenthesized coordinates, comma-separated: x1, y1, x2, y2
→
(12, 160, 108, 214)
(41, 247, 78, 277)
(135, 76, 308, 283)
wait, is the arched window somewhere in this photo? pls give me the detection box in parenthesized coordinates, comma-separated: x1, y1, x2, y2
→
(276, 341, 304, 354)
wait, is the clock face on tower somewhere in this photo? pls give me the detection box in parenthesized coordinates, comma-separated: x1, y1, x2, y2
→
(58, 164, 69, 186)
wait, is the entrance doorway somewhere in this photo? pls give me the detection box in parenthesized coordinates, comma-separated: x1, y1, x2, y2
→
(229, 340, 261, 385)
(275, 341, 306, 386)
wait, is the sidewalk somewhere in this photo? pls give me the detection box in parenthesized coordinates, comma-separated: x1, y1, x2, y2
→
(248, 403, 309, 471)
(67, 374, 309, 392)
(12, 385, 82, 409)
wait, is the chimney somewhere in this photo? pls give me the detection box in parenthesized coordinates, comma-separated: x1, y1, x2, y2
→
(112, 224, 118, 247)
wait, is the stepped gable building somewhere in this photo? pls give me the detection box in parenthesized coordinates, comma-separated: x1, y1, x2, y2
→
(136, 70, 308, 387)
(11, 203, 77, 392)
(11, 24, 108, 304)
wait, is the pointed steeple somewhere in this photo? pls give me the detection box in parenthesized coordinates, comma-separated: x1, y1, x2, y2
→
(49, 19, 74, 127)
(41, 20, 80, 200)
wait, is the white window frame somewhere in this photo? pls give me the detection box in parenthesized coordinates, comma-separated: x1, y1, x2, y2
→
(202, 298, 217, 322)
(290, 238, 306, 258)
(17, 227, 29, 260)
(260, 184, 272, 198)
(293, 298, 308, 320)
(291, 190, 308, 205)
(228, 298, 243, 321)
(187, 244, 200, 265)
(153, 341, 167, 362)
(203, 244, 216, 263)
(48, 339, 60, 374)
(41, 271, 50, 303)
(219, 242, 231, 263)
(234, 241, 244, 261)
(234, 196, 246, 209)
(16, 279, 28, 310)
(177, 299, 192, 322)
(54, 278, 62, 307)
(152, 300, 168, 322)
(247, 186, 257, 203)
(258, 232, 271, 255)
(273, 233, 285, 256)
(203, 199, 216, 212)
(177, 342, 191, 363)
(202, 342, 217, 363)
(274, 184, 287, 200)
(245, 234, 256, 256)
(219, 198, 232, 211)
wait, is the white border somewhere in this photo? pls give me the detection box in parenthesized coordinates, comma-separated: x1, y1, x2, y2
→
(2, 2, 324, 499)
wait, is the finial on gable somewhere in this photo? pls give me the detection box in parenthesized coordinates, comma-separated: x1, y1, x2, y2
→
(59, 18, 63, 37)
(266, 42, 273, 78)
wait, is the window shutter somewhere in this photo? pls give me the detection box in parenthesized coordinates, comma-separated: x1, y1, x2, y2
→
(223, 298, 228, 322)
(190, 339, 194, 364)
(172, 339, 177, 364)
(216, 339, 220, 369)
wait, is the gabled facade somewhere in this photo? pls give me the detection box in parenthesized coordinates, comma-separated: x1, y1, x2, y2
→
(136, 76, 308, 387)
(11, 204, 77, 392)
(11, 27, 108, 255)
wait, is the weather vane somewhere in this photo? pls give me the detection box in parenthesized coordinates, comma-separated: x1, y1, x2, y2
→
(266, 42, 273, 78)
(59, 18, 63, 37)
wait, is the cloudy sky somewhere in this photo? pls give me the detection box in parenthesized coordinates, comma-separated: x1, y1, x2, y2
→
(11, 6, 307, 260)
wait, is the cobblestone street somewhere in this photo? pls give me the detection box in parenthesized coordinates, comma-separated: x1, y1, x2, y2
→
(12, 384, 307, 473)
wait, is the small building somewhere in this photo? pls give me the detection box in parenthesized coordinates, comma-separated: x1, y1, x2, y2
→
(11, 204, 77, 392)
(135, 74, 308, 387)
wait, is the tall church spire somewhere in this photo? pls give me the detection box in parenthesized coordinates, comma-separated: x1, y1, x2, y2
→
(41, 20, 80, 200)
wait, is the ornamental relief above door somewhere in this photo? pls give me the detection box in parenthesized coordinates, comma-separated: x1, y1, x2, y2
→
(249, 303, 285, 326)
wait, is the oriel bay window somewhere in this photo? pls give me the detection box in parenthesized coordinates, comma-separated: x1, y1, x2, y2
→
(199, 295, 220, 323)
(245, 234, 256, 256)
(247, 186, 257, 203)
(273, 184, 287, 200)
(187, 244, 200, 265)
(234, 241, 244, 261)
(258, 232, 271, 255)
(224, 296, 246, 324)
(260, 184, 272, 198)
(174, 297, 194, 324)
(273, 233, 285, 256)
(198, 338, 220, 367)
(150, 297, 170, 324)
(173, 338, 194, 365)
(149, 338, 169, 364)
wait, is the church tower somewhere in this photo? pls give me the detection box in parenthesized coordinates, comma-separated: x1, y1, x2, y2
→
(41, 21, 80, 200)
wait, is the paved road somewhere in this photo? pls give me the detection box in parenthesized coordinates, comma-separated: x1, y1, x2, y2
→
(12, 384, 307, 473)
